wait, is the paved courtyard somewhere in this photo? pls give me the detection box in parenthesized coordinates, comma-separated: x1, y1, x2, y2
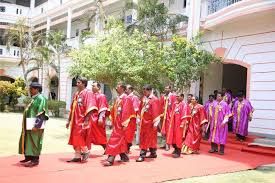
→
(0, 112, 274, 183)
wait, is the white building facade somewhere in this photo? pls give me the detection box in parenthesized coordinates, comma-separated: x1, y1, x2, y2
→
(0, 0, 274, 136)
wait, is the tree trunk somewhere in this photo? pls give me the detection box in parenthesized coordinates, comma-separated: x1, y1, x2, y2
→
(42, 62, 50, 99)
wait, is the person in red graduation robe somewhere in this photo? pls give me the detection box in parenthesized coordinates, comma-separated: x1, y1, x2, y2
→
(136, 84, 161, 162)
(125, 84, 141, 152)
(182, 96, 207, 155)
(167, 93, 191, 158)
(89, 82, 110, 151)
(66, 77, 98, 163)
(103, 83, 136, 166)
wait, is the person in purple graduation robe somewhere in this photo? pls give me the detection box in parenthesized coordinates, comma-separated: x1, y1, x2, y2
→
(203, 94, 215, 140)
(232, 91, 254, 141)
(222, 88, 232, 105)
(208, 92, 230, 155)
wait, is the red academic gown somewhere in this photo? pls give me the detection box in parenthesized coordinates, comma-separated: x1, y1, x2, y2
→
(139, 94, 161, 150)
(125, 93, 140, 144)
(167, 101, 191, 149)
(68, 89, 98, 148)
(89, 92, 110, 145)
(105, 93, 136, 156)
(160, 93, 177, 135)
(183, 104, 207, 152)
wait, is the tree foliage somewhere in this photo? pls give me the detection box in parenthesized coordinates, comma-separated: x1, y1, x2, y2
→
(69, 19, 221, 92)
(125, 0, 188, 40)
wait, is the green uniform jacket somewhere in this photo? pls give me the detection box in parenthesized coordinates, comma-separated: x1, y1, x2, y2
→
(19, 94, 49, 156)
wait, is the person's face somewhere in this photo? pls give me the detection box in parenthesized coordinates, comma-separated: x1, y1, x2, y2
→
(116, 85, 125, 95)
(143, 89, 150, 97)
(217, 94, 223, 101)
(164, 86, 171, 95)
(209, 96, 214, 102)
(92, 83, 99, 93)
(76, 80, 85, 90)
(29, 87, 38, 96)
(177, 95, 184, 102)
(238, 96, 244, 102)
(187, 95, 192, 102)
(191, 97, 197, 105)
(126, 86, 132, 95)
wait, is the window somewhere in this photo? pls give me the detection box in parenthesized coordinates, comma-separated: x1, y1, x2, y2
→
(17, 51, 20, 57)
(169, 0, 175, 7)
(41, 8, 43, 13)
(183, 0, 187, 8)
(126, 15, 132, 24)
(13, 50, 16, 56)
(0, 49, 3, 55)
(16, 9, 19, 14)
(20, 9, 22, 14)
(0, 6, 5, 12)
(60, 0, 63, 4)
(75, 29, 79, 37)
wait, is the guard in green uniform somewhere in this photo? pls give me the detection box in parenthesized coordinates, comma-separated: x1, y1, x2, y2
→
(19, 82, 49, 167)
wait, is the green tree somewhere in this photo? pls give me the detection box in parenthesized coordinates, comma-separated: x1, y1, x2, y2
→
(165, 36, 221, 90)
(125, 0, 188, 41)
(69, 20, 220, 94)
(69, 19, 168, 92)
(5, 18, 39, 86)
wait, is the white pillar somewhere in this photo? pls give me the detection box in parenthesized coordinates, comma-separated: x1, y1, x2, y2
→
(46, 17, 51, 34)
(187, 0, 202, 40)
(94, 2, 103, 33)
(30, 0, 35, 9)
(67, 8, 72, 39)
(187, 0, 202, 98)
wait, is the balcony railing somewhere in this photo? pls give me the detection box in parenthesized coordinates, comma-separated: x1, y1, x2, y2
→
(0, 45, 20, 59)
(208, 0, 242, 15)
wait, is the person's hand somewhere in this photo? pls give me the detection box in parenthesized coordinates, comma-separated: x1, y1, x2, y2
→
(32, 127, 38, 131)
(66, 121, 70, 129)
(98, 118, 103, 126)
(83, 121, 89, 128)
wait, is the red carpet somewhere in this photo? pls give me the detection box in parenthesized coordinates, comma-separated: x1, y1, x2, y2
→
(0, 135, 274, 183)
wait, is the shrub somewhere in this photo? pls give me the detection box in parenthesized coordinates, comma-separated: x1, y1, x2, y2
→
(48, 100, 66, 117)
(0, 78, 27, 111)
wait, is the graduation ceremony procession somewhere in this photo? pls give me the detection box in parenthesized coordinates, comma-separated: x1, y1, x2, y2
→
(0, 0, 275, 183)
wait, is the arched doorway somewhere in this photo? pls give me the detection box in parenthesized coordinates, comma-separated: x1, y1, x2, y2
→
(222, 64, 247, 97)
(202, 60, 250, 103)
(0, 76, 15, 83)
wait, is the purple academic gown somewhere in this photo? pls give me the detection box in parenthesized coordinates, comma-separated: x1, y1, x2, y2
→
(209, 101, 230, 145)
(232, 99, 254, 137)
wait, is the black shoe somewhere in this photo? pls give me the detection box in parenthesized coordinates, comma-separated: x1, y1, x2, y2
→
(208, 149, 218, 153)
(67, 158, 81, 163)
(172, 153, 180, 158)
(136, 156, 144, 162)
(172, 149, 177, 155)
(20, 159, 31, 163)
(120, 153, 129, 162)
(219, 151, 224, 155)
(103, 161, 113, 166)
(147, 154, 157, 158)
(24, 161, 39, 167)
(82, 152, 90, 162)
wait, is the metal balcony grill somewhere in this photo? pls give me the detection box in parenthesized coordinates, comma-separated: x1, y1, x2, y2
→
(208, 0, 242, 14)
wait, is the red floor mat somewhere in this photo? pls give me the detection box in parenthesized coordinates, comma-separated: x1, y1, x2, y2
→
(0, 143, 274, 183)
